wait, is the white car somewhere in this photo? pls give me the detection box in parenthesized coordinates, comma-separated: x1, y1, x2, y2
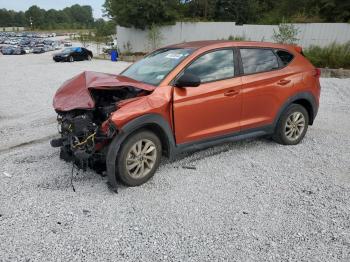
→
(23, 47, 33, 54)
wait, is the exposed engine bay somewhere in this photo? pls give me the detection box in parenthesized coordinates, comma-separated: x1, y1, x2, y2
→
(51, 87, 148, 173)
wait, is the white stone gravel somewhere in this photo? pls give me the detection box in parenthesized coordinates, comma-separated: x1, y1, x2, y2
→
(0, 51, 130, 151)
(0, 53, 350, 261)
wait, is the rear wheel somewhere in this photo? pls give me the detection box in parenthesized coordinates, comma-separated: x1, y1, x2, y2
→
(87, 55, 92, 61)
(117, 130, 162, 186)
(273, 104, 309, 145)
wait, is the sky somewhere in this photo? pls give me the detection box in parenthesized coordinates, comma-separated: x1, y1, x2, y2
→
(0, 0, 105, 18)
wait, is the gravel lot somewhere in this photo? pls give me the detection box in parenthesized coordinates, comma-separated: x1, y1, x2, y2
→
(0, 52, 350, 261)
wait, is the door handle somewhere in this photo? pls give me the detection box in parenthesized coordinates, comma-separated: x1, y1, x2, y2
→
(278, 79, 291, 86)
(224, 90, 239, 97)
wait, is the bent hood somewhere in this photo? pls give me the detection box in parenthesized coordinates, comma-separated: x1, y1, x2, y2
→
(53, 71, 156, 111)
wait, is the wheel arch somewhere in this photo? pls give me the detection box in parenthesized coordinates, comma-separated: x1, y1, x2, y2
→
(273, 92, 318, 129)
(139, 123, 172, 158)
(105, 114, 176, 192)
(292, 98, 314, 125)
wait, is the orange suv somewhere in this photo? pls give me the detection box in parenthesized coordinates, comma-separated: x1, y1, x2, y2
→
(51, 41, 321, 192)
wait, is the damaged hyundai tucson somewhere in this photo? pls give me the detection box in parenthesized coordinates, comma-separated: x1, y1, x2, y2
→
(51, 41, 320, 192)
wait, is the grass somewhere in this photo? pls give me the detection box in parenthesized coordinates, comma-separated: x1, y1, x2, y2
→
(304, 41, 350, 69)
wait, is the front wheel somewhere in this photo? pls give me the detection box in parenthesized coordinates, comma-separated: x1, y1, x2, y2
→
(117, 130, 162, 186)
(273, 104, 309, 145)
(69, 56, 74, 62)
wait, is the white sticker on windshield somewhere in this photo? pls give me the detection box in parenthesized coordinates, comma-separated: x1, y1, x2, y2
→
(165, 53, 183, 59)
(156, 75, 164, 80)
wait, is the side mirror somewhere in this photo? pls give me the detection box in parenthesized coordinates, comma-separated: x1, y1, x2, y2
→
(175, 73, 201, 88)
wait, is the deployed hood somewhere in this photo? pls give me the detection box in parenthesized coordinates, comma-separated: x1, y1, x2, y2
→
(53, 71, 156, 111)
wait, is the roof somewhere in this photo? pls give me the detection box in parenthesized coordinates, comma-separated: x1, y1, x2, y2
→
(164, 40, 300, 53)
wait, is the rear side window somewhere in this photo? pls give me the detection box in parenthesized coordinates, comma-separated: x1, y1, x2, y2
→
(276, 50, 294, 66)
(184, 49, 234, 83)
(240, 48, 279, 74)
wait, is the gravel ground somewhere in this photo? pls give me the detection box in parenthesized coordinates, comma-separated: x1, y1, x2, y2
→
(0, 51, 130, 151)
(0, 53, 350, 261)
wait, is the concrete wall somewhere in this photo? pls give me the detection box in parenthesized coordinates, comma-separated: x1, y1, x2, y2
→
(0, 27, 25, 32)
(117, 22, 350, 52)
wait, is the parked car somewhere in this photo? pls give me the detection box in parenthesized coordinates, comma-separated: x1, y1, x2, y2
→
(0, 31, 59, 56)
(23, 46, 33, 54)
(51, 40, 321, 191)
(1, 46, 15, 55)
(13, 47, 26, 55)
(53, 47, 93, 62)
(53, 42, 61, 50)
(63, 41, 72, 47)
(33, 46, 45, 54)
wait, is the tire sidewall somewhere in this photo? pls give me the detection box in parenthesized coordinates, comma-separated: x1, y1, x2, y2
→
(117, 130, 162, 186)
(275, 104, 309, 145)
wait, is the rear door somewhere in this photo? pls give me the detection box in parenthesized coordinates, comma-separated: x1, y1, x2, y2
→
(81, 48, 88, 59)
(173, 48, 242, 144)
(239, 48, 295, 130)
(73, 47, 83, 60)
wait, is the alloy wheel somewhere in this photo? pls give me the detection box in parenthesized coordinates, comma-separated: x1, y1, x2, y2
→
(284, 112, 306, 141)
(125, 139, 157, 179)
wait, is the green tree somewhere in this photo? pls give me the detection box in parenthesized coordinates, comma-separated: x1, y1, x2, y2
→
(64, 4, 94, 28)
(273, 20, 300, 44)
(0, 9, 14, 26)
(181, 0, 216, 20)
(95, 19, 116, 37)
(104, 0, 180, 29)
(25, 5, 46, 29)
(319, 0, 350, 22)
(214, 0, 258, 24)
(13, 11, 27, 26)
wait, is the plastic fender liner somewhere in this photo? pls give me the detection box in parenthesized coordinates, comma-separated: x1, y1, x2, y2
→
(106, 114, 176, 193)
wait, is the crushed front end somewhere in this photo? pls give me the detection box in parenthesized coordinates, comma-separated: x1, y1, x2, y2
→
(51, 109, 116, 173)
(50, 71, 155, 174)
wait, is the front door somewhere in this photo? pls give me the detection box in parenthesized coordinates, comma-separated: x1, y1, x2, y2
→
(173, 49, 242, 144)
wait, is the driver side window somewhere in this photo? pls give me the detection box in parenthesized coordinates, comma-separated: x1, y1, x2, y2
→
(184, 49, 235, 83)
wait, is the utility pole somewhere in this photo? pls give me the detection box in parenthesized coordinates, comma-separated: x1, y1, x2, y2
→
(29, 17, 33, 31)
(204, 0, 208, 19)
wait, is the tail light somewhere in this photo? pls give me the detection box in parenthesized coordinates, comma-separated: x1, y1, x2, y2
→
(294, 45, 303, 54)
(313, 68, 321, 78)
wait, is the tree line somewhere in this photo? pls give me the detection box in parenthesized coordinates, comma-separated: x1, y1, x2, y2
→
(1, 1, 349, 31)
(0, 5, 95, 29)
(104, 0, 350, 29)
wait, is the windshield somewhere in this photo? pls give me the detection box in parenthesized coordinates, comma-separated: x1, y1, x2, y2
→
(62, 47, 80, 53)
(121, 48, 193, 86)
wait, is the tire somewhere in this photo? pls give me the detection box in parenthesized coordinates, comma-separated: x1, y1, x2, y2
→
(69, 56, 74, 62)
(87, 55, 92, 61)
(117, 130, 162, 186)
(273, 104, 309, 145)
